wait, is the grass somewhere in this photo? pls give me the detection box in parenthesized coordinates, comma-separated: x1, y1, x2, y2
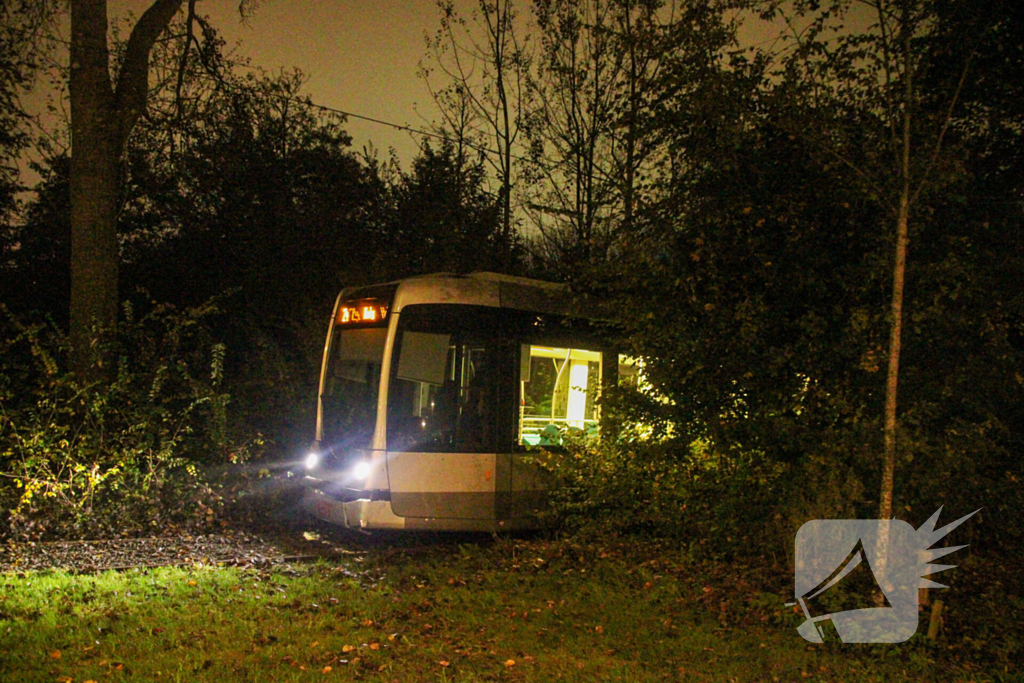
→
(0, 536, 1000, 682)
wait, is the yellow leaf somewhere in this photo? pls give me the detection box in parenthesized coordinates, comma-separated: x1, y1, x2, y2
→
(361, 619, 374, 627)
(387, 633, 397, 642)
(505, 659, 516, 668)
(310, 641, 319, 648)
(322, 666, 332, 673)
(369, 642, 380, 650)
(187, 580, 197, 587)
(50, 650, 61, 660)
(342, 645, 356, 653)
(56, 677, 72, 683)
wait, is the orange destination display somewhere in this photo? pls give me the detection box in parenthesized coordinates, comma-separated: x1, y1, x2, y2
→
(335, 299, 389, 326)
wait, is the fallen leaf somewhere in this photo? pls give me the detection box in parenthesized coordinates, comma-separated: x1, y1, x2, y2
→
(303, 532, 320, 541)
(50, 650, 62, 660)
(322, 665, 332, 673)
(369, 642, 380, 650)
(310, 641, 319, 648)
(595, 625, 604, 634)
(387, 634, 397, 642)
(361, 619, 374, 627)
(187, 580, 197, 587)
(56, 677, 71, 683)
(505, 659, 516, 668)
(342, 645, 356, 653)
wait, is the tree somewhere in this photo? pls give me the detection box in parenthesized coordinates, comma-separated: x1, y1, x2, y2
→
(763, 0, 995, 523)
(380, 139, 509, 277)
(423, 0, 530, 270)
(0, 1, 58, 243)
(68, 0, 189, 378)
(525, 0, 671, 269)
(526, 0, 619, 267)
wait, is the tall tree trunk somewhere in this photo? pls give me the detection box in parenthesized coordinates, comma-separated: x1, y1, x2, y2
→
(879, 0, 914, 524)
(68, 0, 184, 379)
(69, 0, 120, 378)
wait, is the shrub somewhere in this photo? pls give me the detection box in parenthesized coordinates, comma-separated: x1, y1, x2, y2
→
(0, 300, 263, 540)
(536, 429, 788, 560)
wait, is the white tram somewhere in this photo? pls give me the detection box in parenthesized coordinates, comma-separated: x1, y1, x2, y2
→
(298, 272, 617, 531)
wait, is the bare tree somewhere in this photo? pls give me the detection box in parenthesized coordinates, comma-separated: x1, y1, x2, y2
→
(526, 0, 618, 264)
(524, 0, 675, 267)
(423, 0, 531, 267)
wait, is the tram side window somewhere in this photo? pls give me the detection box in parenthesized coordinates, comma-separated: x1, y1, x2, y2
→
(388, 329, 498, 453)
(519, 345, 602, 447)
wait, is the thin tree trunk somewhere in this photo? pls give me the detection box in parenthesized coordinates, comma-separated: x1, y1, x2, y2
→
(880, 199, 908, 522)
(879, 0, 914, 524)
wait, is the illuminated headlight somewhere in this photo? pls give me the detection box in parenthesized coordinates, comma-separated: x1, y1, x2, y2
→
(304, 452, 319, 469)
(351, 460, 371, 480)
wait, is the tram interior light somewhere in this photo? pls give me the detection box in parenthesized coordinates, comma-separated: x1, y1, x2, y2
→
(304, 452, 319, 469)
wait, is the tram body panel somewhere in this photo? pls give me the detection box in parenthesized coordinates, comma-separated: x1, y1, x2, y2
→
(386, 451, 511, 520)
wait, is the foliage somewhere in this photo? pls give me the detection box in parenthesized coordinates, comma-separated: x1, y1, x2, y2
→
(376, 139, 514, 277)
(571, 0, 1024, 552)
(0, 300, 262, 540)
(535, 416, 787, 559)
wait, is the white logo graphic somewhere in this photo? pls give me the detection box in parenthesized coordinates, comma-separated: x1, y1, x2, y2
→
(791, 507, 978, 643)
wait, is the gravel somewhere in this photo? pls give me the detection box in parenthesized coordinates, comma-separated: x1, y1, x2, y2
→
(0, 530, 359, 574)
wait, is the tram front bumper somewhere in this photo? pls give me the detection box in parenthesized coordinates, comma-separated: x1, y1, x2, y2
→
(302, 488, 406, 530)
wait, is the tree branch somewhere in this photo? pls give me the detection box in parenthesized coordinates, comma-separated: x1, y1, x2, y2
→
(113, 0, 185, 153)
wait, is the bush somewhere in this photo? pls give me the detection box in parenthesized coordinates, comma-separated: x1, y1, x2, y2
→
(536, 429, 788, 560)
(0, 300, 263, 540)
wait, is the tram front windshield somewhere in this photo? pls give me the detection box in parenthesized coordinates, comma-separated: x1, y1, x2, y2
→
(322, 323, 387, 452)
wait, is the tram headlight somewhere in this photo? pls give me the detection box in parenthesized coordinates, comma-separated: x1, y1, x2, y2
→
(351, 460, 371, 480)
(304, 451, 320, 470)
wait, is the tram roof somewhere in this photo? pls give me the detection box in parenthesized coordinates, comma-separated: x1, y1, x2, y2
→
(344, 272, 584, 318)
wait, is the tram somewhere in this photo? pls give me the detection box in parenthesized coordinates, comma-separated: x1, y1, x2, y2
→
(297, 272, 619, 531)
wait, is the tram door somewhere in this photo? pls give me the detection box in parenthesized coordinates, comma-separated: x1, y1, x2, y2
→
(384, 306, 512, 521)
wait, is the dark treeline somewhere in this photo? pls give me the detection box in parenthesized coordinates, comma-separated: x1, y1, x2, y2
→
(0, 0, 1021, 563)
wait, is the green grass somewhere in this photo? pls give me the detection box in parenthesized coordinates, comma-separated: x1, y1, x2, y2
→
(0, 538, 991, 682)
